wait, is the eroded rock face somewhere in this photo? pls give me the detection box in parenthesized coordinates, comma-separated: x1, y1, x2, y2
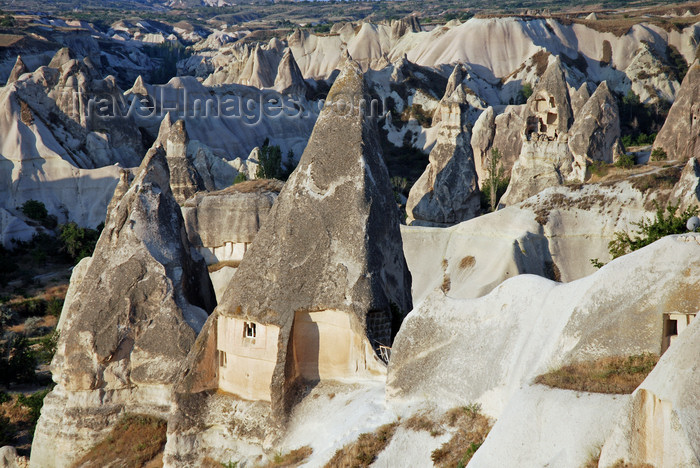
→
(167, 59, 412, 466)
(403, 165, 700, 305)
(390, 15, 421, 39)
(653, 60, 700, 162)
(274, 49, 307, 96)
(471, 106, 496, 186)
(500, 59, 576, 205)
(388, 234, 700, 419)
(406, 65, 480, 226)
(30, 149, 215, 468)
(164, 119, 206, 204)
(181, 179, 283, 265)
(6, 55, 27, 85)
(47, 47, 76, 70)
(625, 43, 681, 104)
(153, 114, 238, 201)
(599, 292, 700, 467)
(568, 81, 624, 179)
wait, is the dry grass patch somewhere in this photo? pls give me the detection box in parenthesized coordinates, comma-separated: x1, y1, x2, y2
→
(403, 412, 443, 437)
(431, 404, 492, 468)
(74, 414, 167, 468)
(630, 166, 683, 193)
(0, 394, 32, 453)
(459, 256, 475, 270)
(208, 260, 241, 273)
(324, 422, 398, 468)
(220, 179, 284, 194)
(440, 259, 451, 293)
(260, 446, 313, 468)
(535, 354, 659, 394)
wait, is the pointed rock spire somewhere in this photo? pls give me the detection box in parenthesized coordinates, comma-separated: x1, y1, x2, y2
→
(175, 59, 412, 419)
(130, 75, 150, 97)
(406, 73, 480, 226)
(568, 81, 624, 177)
(444, 63, 467, 99)
(390, 15, 421, 39)
(7, 55, 27, 85)
(274, 49, 306, 95)
(524, 57, 574, 140)
(48, 47, 76, 69)
(652, 59, 699, 161)
(240, 43, 276, 88)
(165, 119, 206, 204)
(30, 146, 215, 467)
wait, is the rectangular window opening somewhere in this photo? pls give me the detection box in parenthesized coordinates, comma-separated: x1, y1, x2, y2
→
(244, 321, 257, 339)
(219, 350, 227, 368)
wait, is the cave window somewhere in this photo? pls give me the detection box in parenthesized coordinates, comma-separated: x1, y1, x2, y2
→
(244, 322, 257, 339)
(667, 318, 678, 337)
(662, 313, 697, 353)
(219, 350, 227, 368)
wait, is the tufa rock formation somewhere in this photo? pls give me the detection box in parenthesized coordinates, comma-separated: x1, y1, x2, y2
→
(182, 179, 283, 265)
(652, 59, 699, 161)
(599, 287, 700, 467)
(570, 82, 591, 119)
(168, 59, 412, 465)
(568, 81, 624, 179)
(390, 15, 421, 39)
(164, 119, 207, 204)
(47, 47, 76, 70)
(30, 148, 215, 468)
(6, 55, 27, 85)
(500, 58, 576, 205)
(406, 64, 480, 226)
(389, 234, 700, 417)
(181, 179, 283, 300)
(274, 49, 307, 96)
(523, 56, 574, 140)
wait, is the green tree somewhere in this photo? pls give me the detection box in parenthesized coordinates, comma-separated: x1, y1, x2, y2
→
(614, 153, 635, 169)
(256, 139, 283, 180)
(59, 222, 102, 263)
(21, 200, 48, 221)
(608, 202, 699, 259)
(518, 83, 533, 104)
(484, 148, 507, 212)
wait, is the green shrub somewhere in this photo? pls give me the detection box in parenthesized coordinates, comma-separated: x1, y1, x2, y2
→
(650, 147, 667, 161)
(21, 200, 48, 221)
(0, 336, 37, 385)
(37, 330, 59, 364)
(232, 172, 247, 185)
(666, 45, 688, 83)
(47, 297, 63, 317)
(0, 245, 18, 286)
(518, 83, 533, 104)
(255, 139, 289, 180)
(16, 389, 50, 434)
(59, 222, 102, 263)
(10, 298, 47, 318)
(0, 14, 15, 28)
(400, 104, 433, 128)
(609, 202, 699, 259)
(614, 153, 635, 169)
